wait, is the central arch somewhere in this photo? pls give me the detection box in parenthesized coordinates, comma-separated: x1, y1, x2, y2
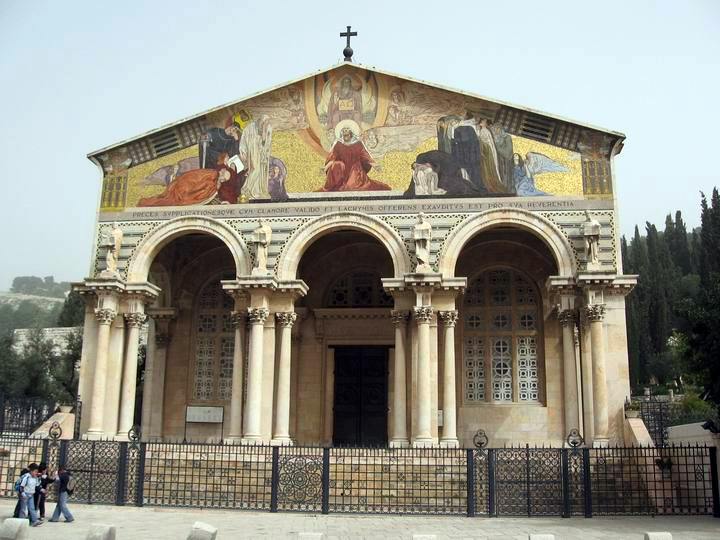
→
(126, 216, 251, 282)
(438, 208, 576, 278)
(275, 212, 412, 280)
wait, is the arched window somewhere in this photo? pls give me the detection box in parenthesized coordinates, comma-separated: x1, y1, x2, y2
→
(462, 268, 542, 404)
(191, 279, 235, 402)
(325, 271, 393, 308)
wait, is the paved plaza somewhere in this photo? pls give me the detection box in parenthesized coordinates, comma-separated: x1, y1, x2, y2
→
(1, 500, 719, 539)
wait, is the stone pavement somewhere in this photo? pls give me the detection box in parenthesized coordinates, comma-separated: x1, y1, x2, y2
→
(1, 500, 718, 539)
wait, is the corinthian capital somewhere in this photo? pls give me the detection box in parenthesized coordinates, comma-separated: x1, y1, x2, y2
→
(413, 305, 434, 323)
(94, 308, 116, 325)
(556, 308, 576, 327)
(275, 311, 297, 328)
(229, 311, 247, 329)
(438, 310, 459, 327)
(390, 309, 409, 327)
(247, 307, 270, 325)
(584, 304, 606, 322)
(124, 312, 147, 328)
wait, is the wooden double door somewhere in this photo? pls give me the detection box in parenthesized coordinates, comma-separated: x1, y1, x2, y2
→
(332, 346, 388, 447)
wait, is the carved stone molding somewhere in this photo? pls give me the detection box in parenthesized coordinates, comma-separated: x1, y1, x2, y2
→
(247, 307, 270, 325)
(438, 310, 459, 327)
(390, 309, 409, 327)
(94, 308, 117, 325)
(124, 312, 147, 328)
(584, 304, 606, 322)
(556, 308, 576, 327)
(413, 306, 434, 323)
(275, 312, 297, 328)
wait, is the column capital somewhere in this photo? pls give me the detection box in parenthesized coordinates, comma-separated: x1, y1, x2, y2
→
(413, 305, 434, 323)
(124, 312, 147, 328)
(390, 309, 409, 326)
(556, 308, 576, 327)
(584, 304, 606, 322)
(247, 307, 270, 324)
(275, 311, 297, 328)
(438, 310, 459, 327)
(94, 308, 116, 325)
(229, 311, 247, 329)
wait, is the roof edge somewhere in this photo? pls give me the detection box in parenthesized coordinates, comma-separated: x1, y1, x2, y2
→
(87, 61, 625, 160)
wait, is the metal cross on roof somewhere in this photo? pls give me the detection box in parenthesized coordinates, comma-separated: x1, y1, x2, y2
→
(340, 26, 357, 62)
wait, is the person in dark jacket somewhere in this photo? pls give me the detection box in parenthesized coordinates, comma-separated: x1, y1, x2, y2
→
(48, 467, 74, 523)
(35, 463, 53, 520)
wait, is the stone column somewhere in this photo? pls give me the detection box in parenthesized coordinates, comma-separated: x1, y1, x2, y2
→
(272, 311, 296, 444)
(413, 305, 434, 447)
(390, 310, 409, 447)
(226, 311, 247, 443)
(242, 307, 269, 443)
(149, 330, 170, 439)
(438, 310, 459, 447)
(86, 307, 116, 438)
(557, 308, 580, 439)
(586, 303, 608, 445)
(117, 311, 147, 438)
(580, 319, 594, 442)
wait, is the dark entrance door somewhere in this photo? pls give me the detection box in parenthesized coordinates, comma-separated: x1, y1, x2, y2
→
(332, 346, 388, 447)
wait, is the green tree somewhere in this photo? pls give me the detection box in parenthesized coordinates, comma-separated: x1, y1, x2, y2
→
(47, 329, 82, 403)
(57, 291, 85, 327)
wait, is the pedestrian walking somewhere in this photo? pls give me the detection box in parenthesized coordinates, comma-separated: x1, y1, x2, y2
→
(13, 467, 29, 518)
(35, 463, 52, 520)
(48, 466, 74, 523)
(18, 463, 43, 527)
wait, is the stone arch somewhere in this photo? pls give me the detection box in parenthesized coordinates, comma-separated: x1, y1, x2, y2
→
(438, 208, 576, 278)
(275, 212, 412, 280)
(126, 216, 251, 282)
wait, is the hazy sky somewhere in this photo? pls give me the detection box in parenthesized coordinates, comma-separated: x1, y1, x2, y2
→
(0, 0, 718, 290)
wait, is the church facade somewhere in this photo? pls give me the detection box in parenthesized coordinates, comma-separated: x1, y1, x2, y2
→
(75, 62, 636, 448)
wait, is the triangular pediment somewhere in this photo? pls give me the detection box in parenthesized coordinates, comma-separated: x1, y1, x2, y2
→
(92, 63, 623, 212)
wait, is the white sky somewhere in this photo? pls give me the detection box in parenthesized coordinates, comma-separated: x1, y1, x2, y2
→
(0, 0, 718, 289)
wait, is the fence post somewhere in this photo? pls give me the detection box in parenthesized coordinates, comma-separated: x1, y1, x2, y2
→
(561, 448, 570, 518)
(0, 394, 5, 434)
(321, 447, 330, 515)
(59, 440, 68, 469)
(582, 447, 592, 518)
(116, 442, 128, 506)
(41, 439, 49, 464)
(710, 446, 720, 518)
(466, 449, 475, 517)
(136, 442, 146, 507)
(270, 446, 279, 513)
(488, 448, 496, 517)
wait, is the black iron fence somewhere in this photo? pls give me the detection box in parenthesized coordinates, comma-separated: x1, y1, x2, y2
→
(1, 434, 718, 518)
(0, 395, 56, 436)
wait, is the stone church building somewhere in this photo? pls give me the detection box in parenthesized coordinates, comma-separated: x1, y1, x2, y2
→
(74, 58, 636, 448)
